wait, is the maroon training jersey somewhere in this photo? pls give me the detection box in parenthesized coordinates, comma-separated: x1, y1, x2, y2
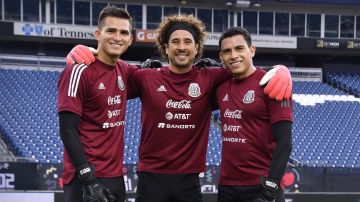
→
(216, 68, 293, 186)
(130, 66, 230, 173)
(58, 59, 137, 184)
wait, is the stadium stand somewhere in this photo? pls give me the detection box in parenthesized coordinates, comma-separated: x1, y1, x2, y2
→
(0, 69, 61, 163)
(283, 81, 360, 168)
(1, 67, 359, 168)
(325, 72, 360, 97)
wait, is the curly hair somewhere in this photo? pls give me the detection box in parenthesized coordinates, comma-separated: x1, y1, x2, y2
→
(155, 14, 206, 61)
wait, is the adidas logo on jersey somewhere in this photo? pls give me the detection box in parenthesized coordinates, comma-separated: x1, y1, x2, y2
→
(99, 82, 106, 90)
(223, 94, 229, 101)
(157, 85, 167, 92)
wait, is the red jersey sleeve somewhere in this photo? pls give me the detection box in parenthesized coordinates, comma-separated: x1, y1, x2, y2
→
(208, 67, 233, 87)
(127, 68, 145, 100)
(58, 63, 89, 116)
(267, 96, 293, 125)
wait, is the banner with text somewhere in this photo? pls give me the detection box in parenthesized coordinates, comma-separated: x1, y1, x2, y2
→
(134, 30, 297, 49)
(0, 162, 39, 190)
(205, 33, 297, 49)
(297, 37, 360, 50)
(13, 23, 95, 39)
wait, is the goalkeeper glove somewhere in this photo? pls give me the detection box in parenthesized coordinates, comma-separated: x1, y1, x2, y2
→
(253, 177, 279, 202)
(259, 65, 292, 101)
(194, 58, 224, 68)
(137, 59, 163, 69)
(77, 164, 115, 202)
(66, 45, 97, 66)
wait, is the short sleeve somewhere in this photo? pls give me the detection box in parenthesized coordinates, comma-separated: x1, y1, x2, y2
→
(126, 67, 142, 100)
(267, 96, 293, 124)
(57, 63, 89, 116)
(207, 67, 232, 88)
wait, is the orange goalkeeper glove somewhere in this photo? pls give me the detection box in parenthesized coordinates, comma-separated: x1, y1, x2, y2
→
(66, 45, 97, 66)
(259, 65, 292, 101)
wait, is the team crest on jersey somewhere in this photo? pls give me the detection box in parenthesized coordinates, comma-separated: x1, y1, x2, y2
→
(117, 76, 125, 90)
(188, 83, 201, 98)
(243, 90, 255, 104)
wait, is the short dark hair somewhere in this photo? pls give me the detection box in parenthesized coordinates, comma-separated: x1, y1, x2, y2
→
(98, 5, 132, 29)
(219, 27, 252, 48)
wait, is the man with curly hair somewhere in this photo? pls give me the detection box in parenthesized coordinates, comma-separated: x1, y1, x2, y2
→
(129, 14, 230, 202)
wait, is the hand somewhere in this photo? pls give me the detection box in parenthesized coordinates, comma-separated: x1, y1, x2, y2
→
(194, 58, 224, 68)
(77, 164, 115, 202)
(253, 178, 279, 202)
(66, 45, 97, 66)
(138, 59, 163, 69)
(259, 65, 292, 101)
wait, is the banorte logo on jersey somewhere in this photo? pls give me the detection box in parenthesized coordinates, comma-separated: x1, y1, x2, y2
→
(166, 100, 191, 109)
(224, 109, 242, 119)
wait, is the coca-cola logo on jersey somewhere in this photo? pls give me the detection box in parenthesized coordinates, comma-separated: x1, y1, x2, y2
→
(108, 95, 121, 105)
(166, 100, 191, 109)
(224, 109, 242, 119)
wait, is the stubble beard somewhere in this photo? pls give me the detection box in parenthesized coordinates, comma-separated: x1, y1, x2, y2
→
(169, 57, 193, 69)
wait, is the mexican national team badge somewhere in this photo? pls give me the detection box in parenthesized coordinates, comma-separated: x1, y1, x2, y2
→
(243, 90, 255, 104)
(188, 83, 201, 98)
(117, 76, 125, 90)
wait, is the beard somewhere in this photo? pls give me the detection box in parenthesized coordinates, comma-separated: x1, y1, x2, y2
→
(168, 56, 193, 69)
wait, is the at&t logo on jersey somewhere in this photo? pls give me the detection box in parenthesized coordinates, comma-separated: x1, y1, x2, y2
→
(166, 100, 192, 109)
(223, 124, 241, 132)
(165, 112, 191, 120)
(188, 83, 201, 97)
(108, 110, 121, 118)
(243, 90, 255, 104)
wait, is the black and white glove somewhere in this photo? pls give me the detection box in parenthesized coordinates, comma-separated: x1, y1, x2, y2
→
(137, 59, 163, 69)
(194, 58, 224, 68)
(253, 177, 279, 202)
(77, 164, 115, 202)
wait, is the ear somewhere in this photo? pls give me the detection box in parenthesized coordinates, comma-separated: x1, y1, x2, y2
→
(165, 43, 169, 55)
(195, 44, 199, 55)
(250, 45, 256, 58)
(95, 29, 101, 42)
(219, 52, 224, 64)
(128, 33, 133, 46)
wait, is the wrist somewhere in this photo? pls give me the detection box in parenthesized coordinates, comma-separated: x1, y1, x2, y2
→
(264, 178, 279, 190)
(261, 177, 279, 201)
(77, 164, 95, 183)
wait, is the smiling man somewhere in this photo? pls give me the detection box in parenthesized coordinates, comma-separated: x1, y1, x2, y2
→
(128, 14, 230, 202)
(216, 27, 293, 202)
(58, 6, 137, 202)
